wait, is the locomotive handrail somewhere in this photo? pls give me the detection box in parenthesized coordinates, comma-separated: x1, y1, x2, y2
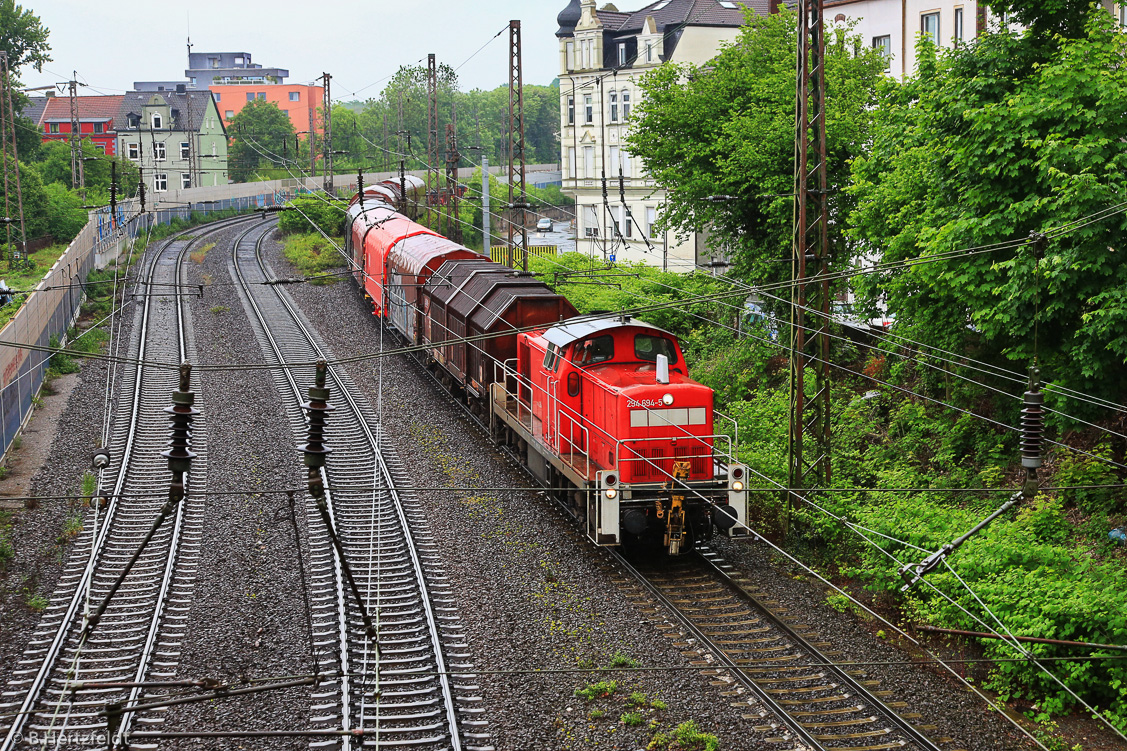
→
(713, 408, 739, 451)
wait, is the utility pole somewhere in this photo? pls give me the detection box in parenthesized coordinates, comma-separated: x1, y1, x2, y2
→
(0, 53, 27, 267)
(445, 120, 462, 244)
(427, 54, 439, 228)
(322, 73, 333, 195)
(69, 74, 86, 204)
(308, 93, 316, 180)
(787, 0, 832, 528)
(482, 154, 491, 258)
(507, 20, 529, 272)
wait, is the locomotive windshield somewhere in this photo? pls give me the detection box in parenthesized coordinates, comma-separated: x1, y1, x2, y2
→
(634, 334, 679, 364)
(574, 335, 615, 366)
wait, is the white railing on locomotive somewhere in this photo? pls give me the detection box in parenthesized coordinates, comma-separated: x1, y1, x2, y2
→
(495, 357, 535, 421)
(552, 379, 591, 473)
(712, 408, 739, 452)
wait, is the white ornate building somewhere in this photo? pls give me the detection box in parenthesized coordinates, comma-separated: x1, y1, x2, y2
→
(556, 0, 768, 271)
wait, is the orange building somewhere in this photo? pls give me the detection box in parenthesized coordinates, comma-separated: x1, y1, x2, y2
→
(212, 83, 324, 138)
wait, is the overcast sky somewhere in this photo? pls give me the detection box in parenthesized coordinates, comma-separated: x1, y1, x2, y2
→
(22, 1, 566, 98)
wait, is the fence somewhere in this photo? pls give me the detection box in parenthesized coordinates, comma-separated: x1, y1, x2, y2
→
(489, 245, 559, 265)
(0, 181, 292, 463)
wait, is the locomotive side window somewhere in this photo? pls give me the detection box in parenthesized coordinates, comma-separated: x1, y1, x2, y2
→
(634, 334, 679, 364)
(543, 343, 560, 370)
(567, 371, 580, 397)
(575, 335, 615, 366)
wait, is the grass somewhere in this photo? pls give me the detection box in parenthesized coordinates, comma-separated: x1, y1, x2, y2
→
(0, 242, 71, 330)
(209, 305, 229, 315)
(574, 680, 617, 701)
(189, 242, 216, 264)
(282, 234, 346, 284)
(26, 592, 48, 612)
(608, 652, 639, 668)
(648, 721, 720, 751)
(0, 511, 13, 569)
(59, 513, 83, 542)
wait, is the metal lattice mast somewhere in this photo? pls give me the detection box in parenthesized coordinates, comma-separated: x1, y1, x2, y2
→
(69, 75, 86, 203)
(445, 108, 463, 245)
(507, 19, 528, 272)
(427, 54, 439, 227)
(1, 54, 26, 267)
(788, 0, 832, 513)
(322, 73, 333, 194)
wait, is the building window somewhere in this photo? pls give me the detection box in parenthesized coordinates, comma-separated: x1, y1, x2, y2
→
(181, 173, 191, 189)
(921, 12, 940, 45)
(95, 143, 106, 153)
(621, 90, 631, 120)
(209, 57, 219, 68)
(154, 142, 166, 161)
(647, 207, 659, 238)
(646, 42, 653, 63)
(289, 91, 300, 101)
(257, 92, 266, 100)
(1121, 3, 1127, 26)
(180, 142, 190, 159)
(48, 123, 59, 133)
(609, 145, 620, 176)
(246, 93, 255, 102)
(620, 205, 632, 237)
(583, 205, 599, 237)
(152, 113, 163, 129)
(621, 151, 632, 178)
(225, 110, 234, 119)
(954, 7, 964, 44)
(154, 173, 167, 192)
(566, 41, 575, 70)
(568, 147, 577, 179)
(618, 43, 628, 67)
(584, 95, 593, 124)
(234, 57, 244, 66)
(93, 122, 104, 134)
(127, 143, 139, 160)
(609, 91, 618, 122)
(583, 146, 594, 178)
(214, 92, 221, 102)
(567, 96, 574, 125)
(873, 35, 892, 69)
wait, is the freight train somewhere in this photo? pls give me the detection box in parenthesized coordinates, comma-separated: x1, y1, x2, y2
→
(344, 177, 748, 555)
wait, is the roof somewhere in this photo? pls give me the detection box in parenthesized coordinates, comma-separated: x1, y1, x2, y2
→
(615, 0, 762, 32)
(116, 91, 217, 132)
(21, 98, 48, 126)
(41, 95, 123, 124)
(543, 316, 669, 348)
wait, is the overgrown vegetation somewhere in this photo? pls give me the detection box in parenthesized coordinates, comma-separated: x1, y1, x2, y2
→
(282, 234, 346, 283)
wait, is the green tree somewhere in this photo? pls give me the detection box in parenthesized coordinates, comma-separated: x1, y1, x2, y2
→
(625, 9, 886, 290)
(848, 11, 1127, 403)
(0, 0, 51, 74)
(0, 160, 49, 241)
(228, 100, 296, 182)
(35, 139, 138, 197)
(42, 182, 85, 241)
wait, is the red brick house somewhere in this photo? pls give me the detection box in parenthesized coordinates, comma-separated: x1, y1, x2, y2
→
(37, 95, 124, 156)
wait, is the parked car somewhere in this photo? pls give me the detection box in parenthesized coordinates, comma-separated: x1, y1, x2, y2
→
(536, 218, 553, 231)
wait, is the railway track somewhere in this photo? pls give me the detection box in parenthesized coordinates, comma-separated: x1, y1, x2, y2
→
(229, 222, 489, 750)
(613, 546, 957, 751)
(0, 215, 256, 749)
(392, 316, 963, 751)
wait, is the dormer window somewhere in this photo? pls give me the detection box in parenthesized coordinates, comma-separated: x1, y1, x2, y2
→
(618, 43, 628, 67)
(152, 113, 163, 129)
(646, 42, 654, 63)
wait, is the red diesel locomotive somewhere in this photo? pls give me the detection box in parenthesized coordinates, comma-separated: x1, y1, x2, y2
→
(345, 178, 748, 554)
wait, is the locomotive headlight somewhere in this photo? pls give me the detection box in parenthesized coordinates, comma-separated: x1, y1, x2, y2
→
(662, 393, 674, 406)
(605, 488, 618, 499)
(732, 480, 745, 492)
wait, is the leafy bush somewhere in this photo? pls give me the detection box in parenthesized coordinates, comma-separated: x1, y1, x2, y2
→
(621, 711, 643, 727)
(277, 196, 347, 237)
(282, 235, 347, 282)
